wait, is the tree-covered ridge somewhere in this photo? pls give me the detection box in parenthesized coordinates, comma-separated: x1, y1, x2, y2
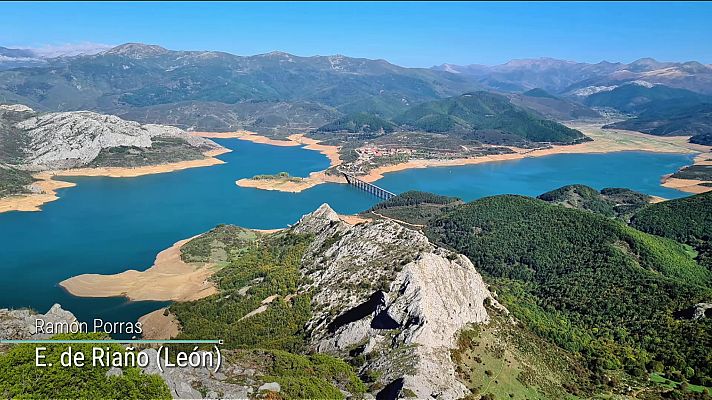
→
(631, 191, 712, 270)
(671, 165, 712, 182)
(522, 88, 559, 99)
(392, 91, 588, 144)
(362, 191, 463, 226)
(172, 232, 313, 351)
(584, 83, 711, 114)
(538, 184, 652, 220)
(369, 190, 461, 210)
(0, 333, 171, 399)
(605, 102, 712, 145)
(631, 191, 712, 244)
(425, 195, 712, 388)
(316, 112, 396, 134)
(0, 166, 34, 197)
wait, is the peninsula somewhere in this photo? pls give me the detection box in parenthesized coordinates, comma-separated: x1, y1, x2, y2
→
(0, 105, 228, 213)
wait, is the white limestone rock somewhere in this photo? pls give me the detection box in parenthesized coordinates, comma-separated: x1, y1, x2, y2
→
(13, 110, 220, 170)
(0, 303, 77, 340)
(293, 204, 504, 399)
(140, 348, 253, 399)
(0, 104, 33, 112)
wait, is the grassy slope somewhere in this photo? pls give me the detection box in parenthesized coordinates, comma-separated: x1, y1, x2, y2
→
(453, 306, 587, 400)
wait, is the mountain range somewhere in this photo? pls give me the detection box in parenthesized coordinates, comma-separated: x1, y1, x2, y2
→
(0, 43, 711, 138)
(0, 43, 477, 134)
(434, 57, 712, 95)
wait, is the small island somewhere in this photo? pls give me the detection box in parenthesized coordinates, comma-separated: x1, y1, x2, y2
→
(251, 171, 305, 183)
(237, 170, 346, 193)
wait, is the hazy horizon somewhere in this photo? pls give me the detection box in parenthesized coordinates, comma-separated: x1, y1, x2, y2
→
(2, 2, 711, 67)
(3, 41, 710, 69)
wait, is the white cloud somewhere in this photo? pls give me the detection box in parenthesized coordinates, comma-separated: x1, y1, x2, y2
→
(22, 42, 115, 58)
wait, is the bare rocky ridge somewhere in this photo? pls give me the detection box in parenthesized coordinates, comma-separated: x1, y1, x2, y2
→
(294, 204, 503, 398)
(11, 109, 220, 170)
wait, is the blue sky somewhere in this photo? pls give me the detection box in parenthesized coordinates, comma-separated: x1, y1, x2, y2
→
(2, 2, 711, 67)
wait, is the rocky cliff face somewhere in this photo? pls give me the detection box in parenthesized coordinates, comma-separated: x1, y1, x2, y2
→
(0, 304, 77, 340)
(11, 109, 219, 170)
(294, 204, 503, 398)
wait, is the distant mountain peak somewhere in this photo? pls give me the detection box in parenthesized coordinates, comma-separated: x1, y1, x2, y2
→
(437, 63, 462, 73)
(260, 50, 294, 58)
(102, 43, 169, 58)
(626, 57, 674, 72)
(631, 57, 660, 64)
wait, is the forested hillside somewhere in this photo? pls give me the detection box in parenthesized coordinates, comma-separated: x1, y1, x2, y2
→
(584, 84, 710, 114)
(0, 333, 171, 399)
(606, 103, 712, 145)
(392, 92, 588, 144)
(538, 184, 652, 220)
(632, 191, 712, 270)
(315, 112, 396, 134)
(420, 194, 712, 392)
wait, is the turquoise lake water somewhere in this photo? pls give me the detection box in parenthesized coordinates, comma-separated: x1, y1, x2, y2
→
(0, 138, 695, 330)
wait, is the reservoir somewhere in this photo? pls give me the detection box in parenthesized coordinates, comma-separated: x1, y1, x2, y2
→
(0, 138, 695, 328)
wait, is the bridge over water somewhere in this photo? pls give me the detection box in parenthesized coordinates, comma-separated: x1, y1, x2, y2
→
(342, 173, 396, 200)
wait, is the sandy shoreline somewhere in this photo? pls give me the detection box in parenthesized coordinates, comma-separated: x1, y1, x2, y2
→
(193, 130, 345, 193)
(222, 130, 345, 192)
(0, 148, 231, 214)
(236, 124, 710, 192)
(192, 130, 343, 168)
(237, 170, 346, 192)
(54, 148, 231, 178)
(60, 237, 219, 302)
(660, 151, 712, 194)
(0, 172, 77, 213)
(287, 133, 342, 167)
(191, 130, 300, 147)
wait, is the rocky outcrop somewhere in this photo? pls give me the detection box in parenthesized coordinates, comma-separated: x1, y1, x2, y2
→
(140, 348, 253, 399)
(0, 303, 77, 340)
(13, 110, 219, 170)
(294, 204, 502, 399)
(0, 104, 33, 113)
(692, 303, 712, 320)
(676, 302, 712, 320)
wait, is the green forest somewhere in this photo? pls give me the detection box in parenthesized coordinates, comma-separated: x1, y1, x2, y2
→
(392, 91, 587, 144)
(0, 333, 171, 399)
(422, 193, 712, 394)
